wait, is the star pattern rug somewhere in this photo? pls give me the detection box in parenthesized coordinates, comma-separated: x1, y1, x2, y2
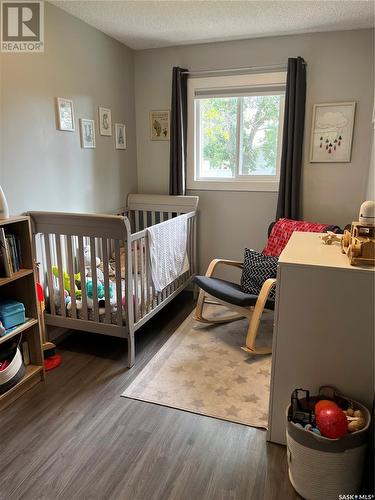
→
(122, 304, 273, 428)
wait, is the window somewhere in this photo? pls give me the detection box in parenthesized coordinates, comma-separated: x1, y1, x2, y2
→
(187, 72, 286, 191)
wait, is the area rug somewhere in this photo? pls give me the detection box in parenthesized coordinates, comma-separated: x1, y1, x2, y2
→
(122, 304, 273, 428)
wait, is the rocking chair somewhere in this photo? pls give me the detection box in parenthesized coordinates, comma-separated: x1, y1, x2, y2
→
(194, 219, 343, 354)
(194, 259, 276, 355)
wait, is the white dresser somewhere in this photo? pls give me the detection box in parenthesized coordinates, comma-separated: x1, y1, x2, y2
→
(267, 231, 374, 445)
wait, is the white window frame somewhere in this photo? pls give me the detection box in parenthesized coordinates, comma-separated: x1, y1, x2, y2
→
(187, 72, 287, 192)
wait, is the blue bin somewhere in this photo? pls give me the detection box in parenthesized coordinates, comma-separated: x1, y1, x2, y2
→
(0, 300, 26, 329)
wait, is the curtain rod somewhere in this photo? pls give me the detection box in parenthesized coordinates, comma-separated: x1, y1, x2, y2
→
(181, 62, 306, 76)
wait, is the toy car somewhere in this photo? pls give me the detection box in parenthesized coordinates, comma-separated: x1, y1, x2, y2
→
(341, 222, 375, 266)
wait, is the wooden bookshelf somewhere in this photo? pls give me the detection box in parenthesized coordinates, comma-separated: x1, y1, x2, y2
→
(0, 216, 44, 410)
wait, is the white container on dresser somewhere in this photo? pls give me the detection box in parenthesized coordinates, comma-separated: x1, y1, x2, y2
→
(267, 231, 374, 445)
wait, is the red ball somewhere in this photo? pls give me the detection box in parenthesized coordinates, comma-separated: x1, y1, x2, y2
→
(316, 406, 348, 439)
(315, 399, 338, 416)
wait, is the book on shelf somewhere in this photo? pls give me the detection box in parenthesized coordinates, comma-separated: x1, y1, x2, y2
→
(21, 341, 30, 365)
(0, 229, 23, 278)
(0, 229, 12, 277)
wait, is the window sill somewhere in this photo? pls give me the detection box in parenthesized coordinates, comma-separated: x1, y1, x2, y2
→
(187, 179, 280, 192)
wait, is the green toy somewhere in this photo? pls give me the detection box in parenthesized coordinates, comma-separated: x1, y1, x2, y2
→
(52, 266, 81, 298)
(86, 279, 113, 300)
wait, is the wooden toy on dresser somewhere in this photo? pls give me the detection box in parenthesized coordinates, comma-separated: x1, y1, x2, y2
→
(341, 200, 375, 266)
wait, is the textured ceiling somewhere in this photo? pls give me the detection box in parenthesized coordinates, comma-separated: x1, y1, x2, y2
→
(50, 1, 374, 50)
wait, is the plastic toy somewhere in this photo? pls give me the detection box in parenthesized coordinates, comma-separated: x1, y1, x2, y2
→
(314, 399, 338, 415)
(316, 406, 348, 439)
(52, 267, 81, 297)
(86, 279, 105, 299)
(311, 427, 321, 435)
(303, 423, 321, 435)
(288, 388, 314, 426)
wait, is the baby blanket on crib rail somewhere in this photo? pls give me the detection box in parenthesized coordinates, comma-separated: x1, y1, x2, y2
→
(146, 214, 189, 292)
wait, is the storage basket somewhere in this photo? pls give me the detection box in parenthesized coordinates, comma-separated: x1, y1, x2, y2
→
(286, 399, 370, 500)
(0, 347, 26, 394)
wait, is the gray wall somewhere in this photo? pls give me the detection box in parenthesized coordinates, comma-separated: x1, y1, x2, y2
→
(0, 2, 137, 215)
(366, 130, 374, 200)
(134, 29, 374, 273)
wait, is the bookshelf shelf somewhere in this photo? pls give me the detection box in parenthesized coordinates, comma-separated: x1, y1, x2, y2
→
(0, 269, 33, 287)
(0, 216, 44, 410)
(0, 365, 43, 405)
(0, 318, 39, 346)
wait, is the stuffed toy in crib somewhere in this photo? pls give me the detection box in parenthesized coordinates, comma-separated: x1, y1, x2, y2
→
(53, 245, 117, 312)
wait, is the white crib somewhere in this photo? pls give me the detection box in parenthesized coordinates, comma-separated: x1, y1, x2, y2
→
(28, 194, 199, 367)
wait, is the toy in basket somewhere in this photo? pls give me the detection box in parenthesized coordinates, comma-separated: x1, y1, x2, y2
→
(286, 386, 371, 500)
(341, 200, 375, 266)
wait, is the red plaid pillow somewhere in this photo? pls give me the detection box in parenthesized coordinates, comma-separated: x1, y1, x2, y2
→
(263, 218, 329, 257)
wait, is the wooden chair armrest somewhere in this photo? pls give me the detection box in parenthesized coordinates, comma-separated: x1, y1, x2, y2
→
(258, 278, 277, 302)
(205, 258, 243, 277)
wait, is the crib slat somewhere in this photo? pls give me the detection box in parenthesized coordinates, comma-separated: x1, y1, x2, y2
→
(102, 238, 111, 324)
(189, 217, 193, 276)
(193, 215, 197, 274)
(133, 241, 139, 322)
(66, 235, 77, 319)
(143, 210, 147, 230)
(55, 234, 66, 317)
(78, 236, 88, 320)
(167, 212, 172, 220)
(44, 234, 56, 316)
(159, 211, 165, 223)
(144, 237, 152, 313)
(90, 237, 99, 322)
(192, 217, 195, 274)
(114, 240, 123, 326)
(139, 237, 145, 318)
(135, 210, 140, 232)
(151, 212, 156, 227)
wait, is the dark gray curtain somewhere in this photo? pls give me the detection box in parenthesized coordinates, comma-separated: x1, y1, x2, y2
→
(276, 57, 306, 220)
(169, 67, 188, 195)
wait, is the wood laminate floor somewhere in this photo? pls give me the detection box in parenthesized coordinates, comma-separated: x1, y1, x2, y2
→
(0, 293, 300, 500)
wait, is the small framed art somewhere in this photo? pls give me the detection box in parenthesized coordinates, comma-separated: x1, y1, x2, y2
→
(310, 102, 356, 163)
(115, 123, 126, 150)
(79, 119, 96, 149)
(56, 97, 75, 131)
(98, 107, 112, 136)
(150, 110, 170, 141)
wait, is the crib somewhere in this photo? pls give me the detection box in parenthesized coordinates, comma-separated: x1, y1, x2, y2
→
(28, 194, 199, 368)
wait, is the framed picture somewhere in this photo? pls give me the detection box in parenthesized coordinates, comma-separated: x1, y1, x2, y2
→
(150, 110, 170, 141)
(98, 107, 112, 136)
(79, 119, 96, 149)
(56, 97, 75, 131)
(115, 123, 126, 150)
(310, 102, 356, 163)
